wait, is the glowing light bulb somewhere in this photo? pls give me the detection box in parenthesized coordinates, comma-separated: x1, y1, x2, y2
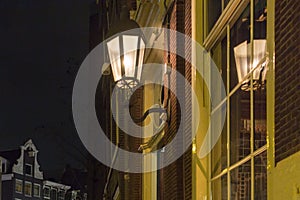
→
(123, 55, 132, 69)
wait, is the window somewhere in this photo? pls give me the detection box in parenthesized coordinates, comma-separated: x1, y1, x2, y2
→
(24, 182, 32, 196)
(15, 179, 23, 194)
(2, 163, 5, 173)
(25, 164, 32, 176)
(50, 189, 58, 200)
(34, 184, 41, 197)
(206, 0, 267, 199)
(207, 0, 231, 33)
(44, 186, 50, 199)
(58, 190, 65, 200)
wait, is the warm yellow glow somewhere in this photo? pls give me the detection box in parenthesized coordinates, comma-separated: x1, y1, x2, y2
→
(123, 55, 133, 69)
(107, 37, 122, 82)
(234, 39, 267, 83)
(192, 143, 197, 154)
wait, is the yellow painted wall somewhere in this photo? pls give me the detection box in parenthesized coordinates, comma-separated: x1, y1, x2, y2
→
(270, 151, 300, 200)
(192, 0, 211, 199)
(143, 83, 159, 200)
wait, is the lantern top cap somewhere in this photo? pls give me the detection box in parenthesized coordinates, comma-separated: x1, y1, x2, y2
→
(106, 19, 145, 40)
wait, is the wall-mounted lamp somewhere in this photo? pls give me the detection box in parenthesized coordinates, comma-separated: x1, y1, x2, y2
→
(105, 6, 170, 154)
(106, 18, 146, 89)
(234, 39, 267, 91)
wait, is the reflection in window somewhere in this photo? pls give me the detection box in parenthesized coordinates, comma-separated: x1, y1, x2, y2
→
(209, 0, 267, 199)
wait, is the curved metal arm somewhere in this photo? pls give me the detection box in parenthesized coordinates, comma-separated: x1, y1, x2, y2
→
(138, 120, 167, 152)
(133, 106, 167, 123)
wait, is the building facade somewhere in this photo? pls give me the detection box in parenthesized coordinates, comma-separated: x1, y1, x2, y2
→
(0, 139, 71, 200)
(43, 181, 71, 200)
(0, 139, 44, 200)
(97, 0, 299, 199)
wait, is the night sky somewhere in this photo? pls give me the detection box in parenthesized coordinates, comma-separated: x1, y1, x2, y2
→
(0, 0, 94, 179)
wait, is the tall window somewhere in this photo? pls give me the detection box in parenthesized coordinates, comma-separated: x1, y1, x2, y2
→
(44, 186, 50, 199)
(24, 182, 32, 197)
(15, 179, 23, 194)
(208, 0, 267, 199)
(34, 184, 41, 197)
(207, 0, 231, 33)
(51, 189, 58, 200)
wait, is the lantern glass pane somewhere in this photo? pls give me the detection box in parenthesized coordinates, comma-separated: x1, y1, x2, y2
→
(123, 35, 138, 78)
(251, 40, 266, 80)
(137, 39, 145, 81)
(107, 37, 122, 82)
(234, 41, 248, 84)
(234, 40, 267, 83)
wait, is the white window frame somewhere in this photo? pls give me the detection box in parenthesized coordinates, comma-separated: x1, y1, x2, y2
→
(24, 181, 32, 197)
(15, 179, 23, 194)
(43, 186, 51, 199)
(33, 183, 41, 197)
(51, 188, 58, 200)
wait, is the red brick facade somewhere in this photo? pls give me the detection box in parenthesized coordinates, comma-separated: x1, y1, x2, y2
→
(275, 0, 300, 163)
(160, 0, 193, 199)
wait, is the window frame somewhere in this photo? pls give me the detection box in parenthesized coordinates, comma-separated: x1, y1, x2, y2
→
(197, 0, 270, 199)
(15, 179, 23, 194)
(24, 181, 32, 197)
(50, 188, 58, 200)
(33, 183, 41, 197)
(43, 186, 51, 199)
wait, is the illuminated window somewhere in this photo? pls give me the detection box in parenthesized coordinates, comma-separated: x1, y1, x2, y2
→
(34, 184, 40, 197)
(206, 0, 267, 199)
(15, 179, 22, 194)
(24, 182, 32, 196)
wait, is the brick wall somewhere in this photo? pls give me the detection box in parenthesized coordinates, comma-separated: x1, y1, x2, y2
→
(275, 0, 300, 163)
(162, 2, 185, 199)
(183, 0, 192, 199)
(118, 87, 143, 200)
(160, 0, 193, 199)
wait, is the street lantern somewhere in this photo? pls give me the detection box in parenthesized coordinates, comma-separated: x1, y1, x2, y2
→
(234, 39, 267, 91)
(106, 19, 146, 89)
